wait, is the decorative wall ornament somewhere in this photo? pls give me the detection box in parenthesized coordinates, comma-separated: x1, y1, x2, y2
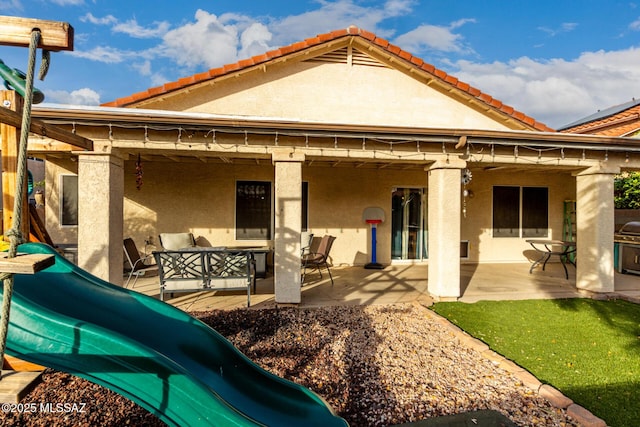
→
(461, 168, 473, 185)
(135, 154, 143, 191)
(461, 168, 473, 218)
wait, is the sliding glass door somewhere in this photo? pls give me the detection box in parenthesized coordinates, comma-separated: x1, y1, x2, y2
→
(391, 188, 427, 260)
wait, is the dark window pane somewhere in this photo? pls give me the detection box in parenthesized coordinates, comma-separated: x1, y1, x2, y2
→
(236, 181, 271, 239)
(302, 181, 308, 232)
(522, 187, 548, 237)
(493, 186, 519, 237)
(61, 175, 78, 226)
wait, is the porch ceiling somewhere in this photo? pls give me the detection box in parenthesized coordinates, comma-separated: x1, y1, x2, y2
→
(115, 149, 431, 170)
(28, 104, 640, 171)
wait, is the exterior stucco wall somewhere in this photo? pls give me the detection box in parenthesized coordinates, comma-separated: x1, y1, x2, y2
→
(148, 61, 513, 131)
(460, 168, 576, 263)
(124, 160, 275, 251)
(123, 160, 428, 266)
(46, 156, 578, 268)
(44, 157, 78, 244)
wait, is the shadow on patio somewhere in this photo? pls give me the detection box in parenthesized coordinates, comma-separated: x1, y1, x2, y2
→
(127, 261, 640, 312)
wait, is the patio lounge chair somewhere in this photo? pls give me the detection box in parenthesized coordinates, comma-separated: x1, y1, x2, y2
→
(123, 238, 158, 288)
(302, 235, 336, 286)
(158, 232, 196, 250)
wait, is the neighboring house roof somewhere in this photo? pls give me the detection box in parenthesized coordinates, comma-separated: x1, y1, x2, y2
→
(559, 98, 640, 136)
(102, 26, 554, 133)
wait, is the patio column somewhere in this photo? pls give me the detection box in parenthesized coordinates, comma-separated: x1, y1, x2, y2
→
(427, 158, 466, 300)
(77, 153, 124, 284)
(575, 164, 619, 294)
(272, 149, 305, 304)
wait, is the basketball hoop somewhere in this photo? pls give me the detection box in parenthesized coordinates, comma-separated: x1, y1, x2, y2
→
(363, 207, 385, 269)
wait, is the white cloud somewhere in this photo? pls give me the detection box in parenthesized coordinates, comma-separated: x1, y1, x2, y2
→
(452, 47, 640, 128)
(80, 13, 117, 25)
(629, 16, 640, 30)
(68, 46, 130, 63)
(150, 72, 169, 87)
(49, 0, 84, 5)
(160, 10, 241, 68)
(82, 1, 421, 82)
(132, 60, 152, 76)
(112, 19, 170, 39)
(537, 22, 578, 37)
(382, 0, 416, 17)
(0, 0, 22, 11)
(269, 0, 403, 44)
(46, 88, 101, 105)
(239, 23, 272, 59)
(155, 2, 420, 71)
(394, 20, 475, 54)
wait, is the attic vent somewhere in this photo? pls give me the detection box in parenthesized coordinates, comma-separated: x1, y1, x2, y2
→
(306, 47, 390, 68)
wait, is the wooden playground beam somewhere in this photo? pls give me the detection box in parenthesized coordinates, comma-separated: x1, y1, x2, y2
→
(0, 106, 93, 150)
(1, 91, 30, 240)
(0, 16, 82, 242)
(0, 16, 73, 51)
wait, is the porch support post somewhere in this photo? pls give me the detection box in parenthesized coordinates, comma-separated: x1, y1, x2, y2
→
(272, 149, 305, 304)
(575, 164, 619, 293)
(427, 158, 466, 300)
(77, 153, 124, 284)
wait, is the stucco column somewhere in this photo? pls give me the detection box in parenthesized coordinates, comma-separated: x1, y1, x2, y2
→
(575, 164, 619, 293)
(77, 153, 124, 284)
(427, 158, 466, 300)
(272, 149, 305, 304)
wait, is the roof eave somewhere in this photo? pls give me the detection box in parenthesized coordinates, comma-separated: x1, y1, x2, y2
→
(33, 103, 640, 151)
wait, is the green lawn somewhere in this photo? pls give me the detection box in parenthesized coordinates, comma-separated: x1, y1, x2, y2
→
(431, 299, 640, 427)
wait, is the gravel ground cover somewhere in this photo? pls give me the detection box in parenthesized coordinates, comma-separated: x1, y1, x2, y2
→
(0, 303, 577, 426)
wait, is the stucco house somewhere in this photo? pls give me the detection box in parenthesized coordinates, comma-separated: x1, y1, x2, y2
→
(24, 26, 640, 304)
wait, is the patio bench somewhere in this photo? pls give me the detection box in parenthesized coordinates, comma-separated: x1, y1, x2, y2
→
(153, 248, 255, 306)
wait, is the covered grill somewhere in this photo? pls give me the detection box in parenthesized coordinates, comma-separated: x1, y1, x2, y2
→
(615, 221, 640, 274)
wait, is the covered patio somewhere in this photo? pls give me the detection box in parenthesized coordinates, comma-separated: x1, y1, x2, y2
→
(26, 27, 640, 306)
(126, 261, 640, 312)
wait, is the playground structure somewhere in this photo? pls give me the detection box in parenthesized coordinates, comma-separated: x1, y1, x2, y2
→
(7, 243, 348, 426)
(0, 15, 347, 426)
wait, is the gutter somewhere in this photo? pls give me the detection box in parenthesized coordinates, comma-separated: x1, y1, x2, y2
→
(32, 103, 640, 153)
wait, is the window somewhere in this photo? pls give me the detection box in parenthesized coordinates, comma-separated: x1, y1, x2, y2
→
(236, 181, 272, 239)
(235, 180, 309, 239)
(61, 174, 78, 226)
(493, 186, 548, 238)
(302, 181, 308, 232)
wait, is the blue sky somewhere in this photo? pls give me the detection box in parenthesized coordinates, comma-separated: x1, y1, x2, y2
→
(1, 0, 640, 128)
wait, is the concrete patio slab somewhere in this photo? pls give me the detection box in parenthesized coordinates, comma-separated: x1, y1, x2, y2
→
(127, 260, 640, 311)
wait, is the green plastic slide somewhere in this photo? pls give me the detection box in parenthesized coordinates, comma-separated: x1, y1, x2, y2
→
(2, 243, 348, 427)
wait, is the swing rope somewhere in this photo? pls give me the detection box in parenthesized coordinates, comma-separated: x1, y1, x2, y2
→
(0, 29, 47, 378)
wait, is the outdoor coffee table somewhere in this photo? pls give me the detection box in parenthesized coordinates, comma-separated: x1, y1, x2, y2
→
(526, 239, 576, 279)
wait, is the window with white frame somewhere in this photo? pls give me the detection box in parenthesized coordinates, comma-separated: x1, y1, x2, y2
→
(61, 174, 78, 226)
(492, 186, 548, 238)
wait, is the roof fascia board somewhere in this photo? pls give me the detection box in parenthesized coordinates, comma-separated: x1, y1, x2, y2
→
(32, 104, 640, 151)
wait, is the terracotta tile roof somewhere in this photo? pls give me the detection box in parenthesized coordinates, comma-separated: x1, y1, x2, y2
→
(102, 26, 554, 132)
(559, 99, 640, 136)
